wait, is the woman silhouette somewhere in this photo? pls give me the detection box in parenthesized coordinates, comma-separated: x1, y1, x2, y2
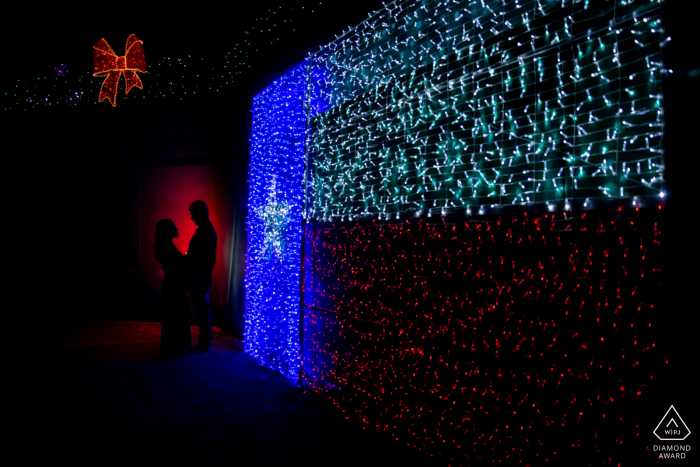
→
(155, 219, 191, 358)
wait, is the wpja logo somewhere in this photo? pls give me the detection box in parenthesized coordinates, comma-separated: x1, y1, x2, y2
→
(652, 405, 691, 460)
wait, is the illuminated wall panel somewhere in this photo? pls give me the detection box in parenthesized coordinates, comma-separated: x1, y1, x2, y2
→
(246, 5, 668, 459)
(245, 63, 307, 381)
(306, 0, 666, 221)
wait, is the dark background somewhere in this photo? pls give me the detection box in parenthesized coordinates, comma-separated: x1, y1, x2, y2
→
(5, 0, 697, 445)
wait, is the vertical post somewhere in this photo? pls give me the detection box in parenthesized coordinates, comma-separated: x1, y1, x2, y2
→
(299, 59, 314, 387)
(298, 217, 306, 388)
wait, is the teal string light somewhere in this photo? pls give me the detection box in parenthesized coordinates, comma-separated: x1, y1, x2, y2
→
(306, 0, 666, 220)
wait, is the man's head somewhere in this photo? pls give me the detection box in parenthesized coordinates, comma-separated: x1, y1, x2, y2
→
(189, 200, 209, 227)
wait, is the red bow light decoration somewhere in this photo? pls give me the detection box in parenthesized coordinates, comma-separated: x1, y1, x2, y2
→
(93, 34, 146, 106)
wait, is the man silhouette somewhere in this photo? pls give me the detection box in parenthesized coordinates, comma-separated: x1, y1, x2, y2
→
(185, 200, 217, 357)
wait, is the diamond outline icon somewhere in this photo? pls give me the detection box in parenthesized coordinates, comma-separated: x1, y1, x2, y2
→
(653, 405, 691, 441)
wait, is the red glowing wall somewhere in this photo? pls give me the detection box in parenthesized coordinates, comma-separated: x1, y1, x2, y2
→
(141, 165, 227, 299)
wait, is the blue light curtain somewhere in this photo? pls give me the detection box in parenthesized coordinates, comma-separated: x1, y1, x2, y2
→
(245, 62, 308, 381)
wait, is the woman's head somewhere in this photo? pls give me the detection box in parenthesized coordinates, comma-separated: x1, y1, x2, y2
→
(155, 219, 178, 265)
(155, 219, 178, 244)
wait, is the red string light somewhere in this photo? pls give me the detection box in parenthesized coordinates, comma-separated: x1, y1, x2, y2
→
(93, 35, 147, 106)
(301, 206, 664, 463)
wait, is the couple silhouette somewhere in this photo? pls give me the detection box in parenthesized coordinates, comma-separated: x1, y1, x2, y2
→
(154, 200, 217, 359)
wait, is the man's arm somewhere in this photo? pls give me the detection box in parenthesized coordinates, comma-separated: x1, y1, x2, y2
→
(203, 228, 217, 272)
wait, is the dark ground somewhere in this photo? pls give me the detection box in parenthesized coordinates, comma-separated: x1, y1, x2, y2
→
(33, 320, 438, 467)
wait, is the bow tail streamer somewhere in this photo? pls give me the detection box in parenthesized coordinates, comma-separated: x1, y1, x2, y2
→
(123, 70, 144, 94)
(99, 71, 122, 107)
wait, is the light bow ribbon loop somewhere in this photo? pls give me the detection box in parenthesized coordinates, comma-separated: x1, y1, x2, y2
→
(93, 34, 146, 107)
